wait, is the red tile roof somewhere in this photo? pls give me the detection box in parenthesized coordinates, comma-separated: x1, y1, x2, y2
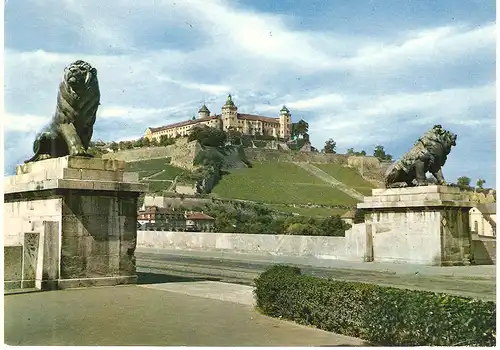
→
(148, 115, 220, 133)
(185, 212, 215, 220)
(139, 206, 181, 215)
(147, 111, 281, 134)
(237, 113, 279, 123)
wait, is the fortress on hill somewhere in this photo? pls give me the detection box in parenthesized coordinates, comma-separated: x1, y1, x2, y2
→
(144, 94, 293, 142)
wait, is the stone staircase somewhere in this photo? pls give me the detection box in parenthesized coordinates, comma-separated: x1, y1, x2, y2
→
(294, 162, 365, 201)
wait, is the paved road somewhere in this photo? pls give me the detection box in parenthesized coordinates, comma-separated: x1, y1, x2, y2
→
(136, 248, 496, 301)
(4, 285, 368, 346)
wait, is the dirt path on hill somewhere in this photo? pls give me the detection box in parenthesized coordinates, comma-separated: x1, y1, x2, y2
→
(294, 162, 365, 201)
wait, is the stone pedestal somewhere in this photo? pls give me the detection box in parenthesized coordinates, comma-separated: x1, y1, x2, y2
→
(4, 156, 147, 290)
(357, 186, 474, 266)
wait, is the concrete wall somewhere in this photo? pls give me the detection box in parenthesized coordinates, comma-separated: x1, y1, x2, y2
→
(470, 207, 496, 237)
(472, 234, 496, 265)
(4, 198, 63, 246)
(143, 195, 212, 208)
(366, 210, 443, 265)
(137, 223, 367, 261)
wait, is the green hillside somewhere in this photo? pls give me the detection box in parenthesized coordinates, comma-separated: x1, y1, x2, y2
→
(125, 158, 182, 179)
(125, 158, 187, 193)
(125, 158, 374, 217)
(211, 162, 358, 206)
(313, 163, 376, 196)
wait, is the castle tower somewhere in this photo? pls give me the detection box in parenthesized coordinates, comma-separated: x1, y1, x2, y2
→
(221, 94, 238, 131)
(279, 105, 292, 140)
(197, 104, 210, 118)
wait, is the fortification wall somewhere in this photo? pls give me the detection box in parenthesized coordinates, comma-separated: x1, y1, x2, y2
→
(245, 149, 387, 184)
(102, 144, 177, 162)
(244, 149, 349, 164)
(102, 138, 201, 170)
(103, 144, 388, 184)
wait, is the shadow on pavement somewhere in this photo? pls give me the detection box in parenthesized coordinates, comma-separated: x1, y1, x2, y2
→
(137, 271, 222, 285)
(318, 343, 372, 347)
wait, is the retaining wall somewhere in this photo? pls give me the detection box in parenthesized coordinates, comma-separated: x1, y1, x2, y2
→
(137, 223, 367, 261)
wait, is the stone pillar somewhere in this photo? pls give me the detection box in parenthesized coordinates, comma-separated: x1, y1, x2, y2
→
(357, 185, 474, 266)
(4, 156, 147, 289)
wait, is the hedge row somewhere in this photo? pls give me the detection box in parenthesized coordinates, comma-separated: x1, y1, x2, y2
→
(254, 265, 496, 347)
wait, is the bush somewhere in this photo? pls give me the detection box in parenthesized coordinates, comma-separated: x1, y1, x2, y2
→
(188, 125, 227, 147)
(253, 140, 268, 148)
(240, 135, 253, 148)
(254, 266, 496, 347)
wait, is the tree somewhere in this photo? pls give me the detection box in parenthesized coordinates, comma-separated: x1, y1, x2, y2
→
(296, 119, 309, 136)
(188, 125, 227, 147)
(109, 141, 119, 152)
(227, 129, 243, 145)
(159, 135, 175, 146)
(319, 216, 351, 236)
(347, 148, 366, 156)
(476, 178, 486, 189)
(323, 138, 337, 154)
(373, 145, 393, 162)
(457, 176, 471, 190)
(133, 138, 144, 148)
(291, 119, 309, 140)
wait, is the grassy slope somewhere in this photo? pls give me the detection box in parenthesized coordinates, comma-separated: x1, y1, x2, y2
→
(125, 158, 371, 215)
(313, 163, 376, 196)
(212, 162, 358, 206)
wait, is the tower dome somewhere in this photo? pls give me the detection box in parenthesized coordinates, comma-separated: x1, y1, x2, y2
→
(197, 104, 210, 118)
(280, 105, 290, 115)
(223, 94, 237, 109)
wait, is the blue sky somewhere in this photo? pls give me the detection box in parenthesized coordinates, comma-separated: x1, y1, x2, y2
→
(4, 0, 496, 187)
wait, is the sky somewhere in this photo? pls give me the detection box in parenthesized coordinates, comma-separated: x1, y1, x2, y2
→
(3, 0, 497, 187)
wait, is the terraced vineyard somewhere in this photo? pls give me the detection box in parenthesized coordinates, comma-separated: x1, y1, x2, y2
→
(211, 162, 359, 207)
(125, 158, 187, 193)
(126, 157, 375, 216)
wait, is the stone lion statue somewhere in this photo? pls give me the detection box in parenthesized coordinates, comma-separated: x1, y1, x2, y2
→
(384, 125, 457, 188)
(25, 60, 100, 163)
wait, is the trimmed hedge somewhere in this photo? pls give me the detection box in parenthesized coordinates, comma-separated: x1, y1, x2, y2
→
(254, 265, 496, 347)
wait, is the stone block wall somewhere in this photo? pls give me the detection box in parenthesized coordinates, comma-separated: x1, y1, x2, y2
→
(102, 138, 201, 170)
(358, 186, 474, 266)
(4, 156, 147, 290)
(60, 190, 138, 280)
(4, 246, 23, 289)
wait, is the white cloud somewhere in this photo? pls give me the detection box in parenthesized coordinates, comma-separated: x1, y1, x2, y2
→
(342, 23, 496, 73)
(307, 83, 495, 148)
(4, 113, 48, 132)
(3, 0, 496, 185)
(156, 75, 231, 95)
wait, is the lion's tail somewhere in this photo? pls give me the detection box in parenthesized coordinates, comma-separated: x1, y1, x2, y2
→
(384, 162, 399, 188)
